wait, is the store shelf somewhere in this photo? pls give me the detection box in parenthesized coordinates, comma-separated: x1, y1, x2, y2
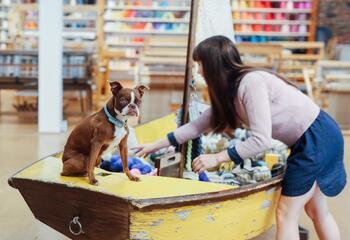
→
(109, 66, 137, 72)
(64, 28, 96, 33)
(22, 30, 96, 39)
(15, 4, 97, 12)
(235, 31, 309, 37)
(104, 29, 188, 35)
(106, 5, 190, 11)
(238, 0, 312, 2)
(25, 16, 96, 22)
(64, 17, 96, 22)
(106, 42, 144, 47)
(104, 17, 189, 23)
(235, 0, 312, 2)
(140, 70, 185, 76)
(107, 41, 187, 48)
(233, 8, 312, 13)
(233, 19, 311, 25)
(64, 5, 97, 12)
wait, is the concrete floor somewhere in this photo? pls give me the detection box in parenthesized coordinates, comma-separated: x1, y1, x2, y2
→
(0, 115, 349, 239)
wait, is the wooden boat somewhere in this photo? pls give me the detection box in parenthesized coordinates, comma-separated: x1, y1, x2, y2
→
(8, 1, 285, 238)
(9, 152, 282, 240)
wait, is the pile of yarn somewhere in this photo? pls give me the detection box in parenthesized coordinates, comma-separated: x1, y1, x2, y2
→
(100, 155, 157, 176)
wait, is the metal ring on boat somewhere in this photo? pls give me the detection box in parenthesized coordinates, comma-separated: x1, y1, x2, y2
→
(69, 216, 84, 236)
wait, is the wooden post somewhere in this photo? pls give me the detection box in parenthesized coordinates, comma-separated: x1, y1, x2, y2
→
(179, 0, 199, 177)
(309, 0, 319, 42)
(95, 0, 106, 109)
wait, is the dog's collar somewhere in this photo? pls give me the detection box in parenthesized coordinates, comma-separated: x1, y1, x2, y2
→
(103, 105, 127, 128)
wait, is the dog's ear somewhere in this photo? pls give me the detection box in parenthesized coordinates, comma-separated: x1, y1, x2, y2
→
(135, 84, 149, 97)
(109, 81, 123, 95)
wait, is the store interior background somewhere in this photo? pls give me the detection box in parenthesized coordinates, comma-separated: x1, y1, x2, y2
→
(1, 0, 350, 239)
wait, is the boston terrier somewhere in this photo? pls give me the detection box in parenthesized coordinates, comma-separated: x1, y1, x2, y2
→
(61, 81, 148, 185)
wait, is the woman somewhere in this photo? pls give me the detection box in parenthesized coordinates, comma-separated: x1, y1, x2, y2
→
(133, 35, 346, 240)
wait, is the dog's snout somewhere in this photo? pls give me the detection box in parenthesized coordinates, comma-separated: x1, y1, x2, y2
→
(129, 104, 136, 110)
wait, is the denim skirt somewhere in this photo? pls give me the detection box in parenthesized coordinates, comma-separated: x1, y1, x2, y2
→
(282, 110, 347, 197)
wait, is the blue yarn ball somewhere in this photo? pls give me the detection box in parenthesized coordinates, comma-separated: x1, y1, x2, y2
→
(199, 172, 210, 182)
(140, 165, 152, 174)
(100, 160, 111, 171)
(127, 158, 137, 169)
(132, 158, 142, 165)
(110, 160, 123, 172)
(111, 155, 120, 163)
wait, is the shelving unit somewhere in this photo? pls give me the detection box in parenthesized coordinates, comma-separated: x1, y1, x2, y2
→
(0, 49, 94, 114)
(12, 1, 98, 50)
(231, 0, 319, 43)
(98, 0, 190, 90)
(0, 1, 98, 114)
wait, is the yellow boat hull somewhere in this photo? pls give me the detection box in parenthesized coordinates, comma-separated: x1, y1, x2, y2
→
(9, 154, 282, 240)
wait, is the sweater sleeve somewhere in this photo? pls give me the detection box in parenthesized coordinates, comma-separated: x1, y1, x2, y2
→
(171, 108, 212, 144)
(233, 73, 272, 161)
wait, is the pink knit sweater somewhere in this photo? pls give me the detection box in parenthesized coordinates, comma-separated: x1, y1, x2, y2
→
(173, 71, 320, 160)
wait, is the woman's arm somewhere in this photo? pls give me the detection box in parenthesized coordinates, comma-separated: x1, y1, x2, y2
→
(171, 108, 212, 145)
(134, 108, 212, 157)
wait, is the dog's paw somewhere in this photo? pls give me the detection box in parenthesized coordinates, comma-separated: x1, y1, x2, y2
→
(89, 178, 99, 186)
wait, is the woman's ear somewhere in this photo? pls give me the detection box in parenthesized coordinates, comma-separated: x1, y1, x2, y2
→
(135, 85, 150, 97)
(109, 81, 123, 95)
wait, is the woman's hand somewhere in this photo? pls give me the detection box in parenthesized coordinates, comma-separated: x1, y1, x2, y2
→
(131, 137, 172, 158)
(192, 151, 231, 173)
(132, 144, 159, 158)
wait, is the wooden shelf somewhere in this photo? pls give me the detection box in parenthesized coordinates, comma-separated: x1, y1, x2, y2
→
(140, 56, 186, 65)
(106, 5, 190, 11)
(235, 31, 309, 37)
(140, 70, 185, 76)
(274, 41, 324, 49)
(282, 54, 323, 61)
(22, 30, 96, 39)
(25, 16, 96, 22)
(64, 28, 96, 33)
(233, 8, 312, 13)
(104, 29, 188, 35)
(107, 41, 187, 48)
(64, 17, 96, 22)
(235, 0, 312, 2)
(15, 3, 97, 12)
(64, 5, 97, 12)
(109, 67, 136, 72)
(106, 42, 144, 47)
(104, 17, 189, 23)
(233, 19, 311, 25)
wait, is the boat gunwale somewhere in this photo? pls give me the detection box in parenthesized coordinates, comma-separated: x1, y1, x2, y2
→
(8, 153, 283, 212)
(131, 175, 283, 210)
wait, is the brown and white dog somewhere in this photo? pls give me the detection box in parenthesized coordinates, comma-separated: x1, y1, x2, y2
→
(61, 81, 148, 185)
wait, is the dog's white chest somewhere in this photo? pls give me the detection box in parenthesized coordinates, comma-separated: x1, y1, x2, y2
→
(113, 125, 127, 142)
(101, 126, 127, 160)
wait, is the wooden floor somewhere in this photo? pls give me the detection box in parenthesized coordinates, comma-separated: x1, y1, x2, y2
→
(0, 117, 349, 239)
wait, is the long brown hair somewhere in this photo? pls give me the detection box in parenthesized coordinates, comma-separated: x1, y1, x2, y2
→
(193, 35, 293, 133)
